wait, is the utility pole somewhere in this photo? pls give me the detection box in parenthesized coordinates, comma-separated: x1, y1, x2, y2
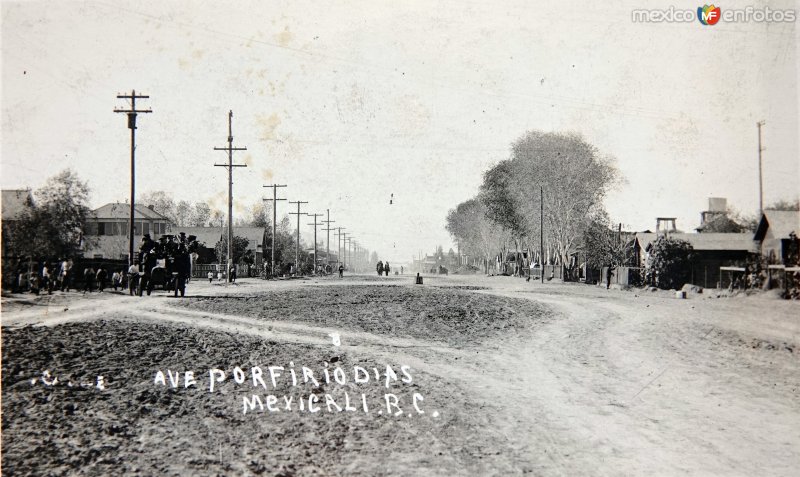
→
(288, 200, 308, 275)
(346, 237, 353, 272)
(757, 120, 766, 216)
(213, 110, 247, 282)
(323, 209, 335, 270)
(263, 184, 287, 277)
(307, 213, 323, 274)
(540, 185, 544, 284)
(341, 233, 349, 270)
(113, 90, 151, 266)
(335, 228, 346, 269)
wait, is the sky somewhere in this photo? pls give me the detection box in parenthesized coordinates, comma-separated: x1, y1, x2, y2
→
(2, 0, 798, 263)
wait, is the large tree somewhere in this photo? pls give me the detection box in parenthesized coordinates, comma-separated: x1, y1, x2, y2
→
(10, 169, 92, 260)
(446, 197, 512, 272)
(481, 131, 618, 271)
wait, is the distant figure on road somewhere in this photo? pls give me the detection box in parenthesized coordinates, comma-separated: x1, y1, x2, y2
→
(400, 265, 404, 275)
(230, 266, 237, 283)
(376, 261, 383, 276)
(208, 271, 213, 283)
(606, 264, 615, 290)
(339, 264, 344, 278)
(96, 268, 107, 292)
(83, 267, 95, 294)
(384, 261, 390, 276)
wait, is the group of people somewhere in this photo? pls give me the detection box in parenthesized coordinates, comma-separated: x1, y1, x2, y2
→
(10, 259, 128, 295)
(376, 261, 391, 276)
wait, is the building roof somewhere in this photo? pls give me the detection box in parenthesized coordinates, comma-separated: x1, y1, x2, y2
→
(171, 226, 224, 249)
(636, 232, 757, 253)
(235, 227, 266, 250)
(753, 210, 800, 241)
(91, 203, 169, 221)
(1, 189, 33, 220)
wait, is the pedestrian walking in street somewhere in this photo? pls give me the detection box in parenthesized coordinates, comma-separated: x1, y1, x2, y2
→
(111, 271, 121, 291)
(376, 261, 383, 276)
(338, 263, 344, 278)
(208, 271, 213, 283)
(384, 261, 390, 276)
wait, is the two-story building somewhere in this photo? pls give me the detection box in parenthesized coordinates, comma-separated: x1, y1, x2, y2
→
(82, 203, 170, 260)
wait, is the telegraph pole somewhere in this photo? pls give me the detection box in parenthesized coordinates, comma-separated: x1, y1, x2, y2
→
(323, 209, 335, 270)
(757, 120, 766, 216)
(348, 238, 354, 272)
(214, 111, 247, 282)
(341, 232, 349, 270)
(263, 184, 287, 277)
(113, 90, 151, 266)
(540, 185, 544, 284)
(335, 227, 346, 269)
(288, 200, 308, 275)
(307, 213, 323, 274)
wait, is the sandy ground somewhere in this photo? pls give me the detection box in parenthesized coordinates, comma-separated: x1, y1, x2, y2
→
(2, 273, 799, 476)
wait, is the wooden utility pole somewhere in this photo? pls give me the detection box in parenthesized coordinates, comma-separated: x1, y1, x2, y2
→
(307, 213, 323, 274)
(288, 200, 308, 275)
(213, 111, 247, 282)
(335, 228, 346, 269)
(757, 120, 766, 216)
(540, 185, 544, 284)
(263, 184, 287, 277)
(113, 90, 151, 266)
(323, 209, 335, 269)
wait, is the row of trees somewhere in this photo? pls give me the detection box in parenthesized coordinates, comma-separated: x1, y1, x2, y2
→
(447, 130, 623, 275)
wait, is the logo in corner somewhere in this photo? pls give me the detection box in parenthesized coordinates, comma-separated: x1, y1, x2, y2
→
(698, 4, 722, 25)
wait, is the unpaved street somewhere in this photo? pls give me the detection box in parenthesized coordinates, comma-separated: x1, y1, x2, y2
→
(2, 275, 799, 476)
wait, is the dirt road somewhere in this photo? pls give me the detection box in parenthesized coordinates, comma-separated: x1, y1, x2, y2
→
(2, 274, 798, 476)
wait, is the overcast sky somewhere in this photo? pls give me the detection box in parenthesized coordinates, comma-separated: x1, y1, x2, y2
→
(2, 0, 798, 263)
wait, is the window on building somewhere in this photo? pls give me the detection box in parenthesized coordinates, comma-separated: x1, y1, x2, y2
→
(143, 222, 150, 236)
(98, 222, 107, 236)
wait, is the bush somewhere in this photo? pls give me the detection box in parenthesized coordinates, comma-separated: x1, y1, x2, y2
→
(647, 236, 693, 290)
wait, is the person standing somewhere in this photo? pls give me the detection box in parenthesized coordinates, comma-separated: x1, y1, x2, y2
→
(59, 259, 71, 291)
(128, 262, 139, 295)
(384, 261, 390, 276)
(338, 263, 344, 278)
(606, 264, 615, 290)
(83, 267, 94, 293)
(111, 270, 121, 291)
(96, 268, 107, 292)
(208, 271, 213, 283)
(376, 261, 383, 276)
